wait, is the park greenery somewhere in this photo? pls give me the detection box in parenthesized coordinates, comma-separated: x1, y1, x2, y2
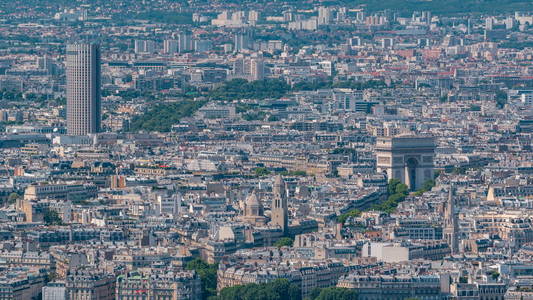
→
(7, 192, 20, 205)
(254, 167, 271, 177)
(293, 79, 388, 91)
(371, 179, 410, 214)
(274, 237, 294, 248)
(280, 170, 307, 177)
(254, 168, 307, 177)
(134, 11, 193, 24)
(488, 270, 500, 280)
(44, 210, 63, 226)
(209, 78, 388, 102)
(338, 179, 410, 222)
(0, 89, 24, 101)
(242, 111, 267, 121)
(185, 258, 218, 300)
(469, 105, 481, 112)
(236, 103, 259, 113)
(103, 89, 155, 101)
(129, 77, 396, 132)
(209, 78, 291, 101)
(337, 209, 361, 224)
(213, 278, 357, 300)
(496, 90, 508, 109)
(331, 148, 357, 156)
(500, 41, 533, 50)
(213, 279, 300, 300)
(129, 100, 206, 132)
(333, 0, 532, 15)
(413, 179, 436, 197)
(306, 287, 359, 300)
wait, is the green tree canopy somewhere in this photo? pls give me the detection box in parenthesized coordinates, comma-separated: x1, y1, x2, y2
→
(7, 192, 20, 205)
(308, 287, 358, 300)
(185, 258, 218, 300)
(130, 100, 206, 132)
(495, 90, 507, 109)
(372, 179, 409, 214)
(337, 209, 361, 224)
(387, 178, 402, 195)
(274, 237, 294, 248)
(395, 183, 409, 195)
(209, 78, 290, 101)
(44, 210, 63, 225)
(254, 167, 271, 177)
(215, 278, 300, 300)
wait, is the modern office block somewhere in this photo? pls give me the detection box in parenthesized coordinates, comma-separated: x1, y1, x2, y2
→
(66, 43, 101, 135)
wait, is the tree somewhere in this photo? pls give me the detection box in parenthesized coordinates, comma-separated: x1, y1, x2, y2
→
(274, 237, 294, 248)
(470, 104, 481, 111)
(185, 258, 218, 300)
(395, 183, 409, 195)
(215, 279, 300, 300)
(130, 100, 206, 132)
(254, 167, 271, 177)
(337, 209, 361, 224)
(209, 78, 291, 101)
(280, 170, 307, 177)
(387, 179, 402, 195)
(308, 287, 358, 300)
(372, 180, 410, 214)
(451, 167, 466, 175)
(488, 270, 500, 280)
(242, 111, 266, 121)
(495, 90, 507, 109)
(7, 192, 20, 205)
(44, 210, 63, 225)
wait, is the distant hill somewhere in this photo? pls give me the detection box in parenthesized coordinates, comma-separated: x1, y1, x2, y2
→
(347, 0, 532, 15)
(218, 0, 532, 15)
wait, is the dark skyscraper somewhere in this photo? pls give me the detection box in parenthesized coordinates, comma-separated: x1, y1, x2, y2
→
(66, 43, 101, 135)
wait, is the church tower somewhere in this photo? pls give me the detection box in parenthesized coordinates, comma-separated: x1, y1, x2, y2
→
(444, 184, 459, 255)
(271, 175, 288, 234)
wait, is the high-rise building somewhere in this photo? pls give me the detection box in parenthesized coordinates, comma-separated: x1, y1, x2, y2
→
(348, 37, 362, 47)
(485, 17, 494, 30)
(178, 32, 193, 53)
(134, 40, 155, 54)
(271, 175, 288, 234)
(381, 37, 394, 49)
(163, 39, 178, 54)
(248, 10, 260, 24)
(233, 58, 246, 76)
(337, 7, 347, 22)
(66, 43, 101, 135)
(250, 59, 264, 80)
(194, 39, 213, 52)
(37, 56, 56, 74)
(234, 31, 251, 52)
(232, 57, 264, 80)
(318, 6, 332, 25)
(505, 17, 515, 30)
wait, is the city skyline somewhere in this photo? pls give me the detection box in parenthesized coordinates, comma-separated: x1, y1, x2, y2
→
(0, 1, 531, 300)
